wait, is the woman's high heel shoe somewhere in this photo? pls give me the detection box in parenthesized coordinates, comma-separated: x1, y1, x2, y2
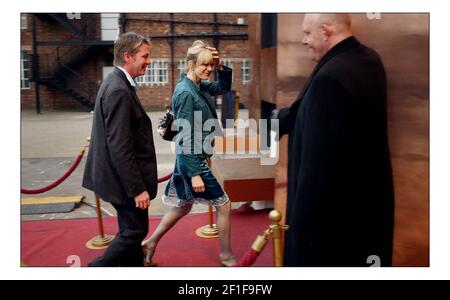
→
(219, 254, 237, 267)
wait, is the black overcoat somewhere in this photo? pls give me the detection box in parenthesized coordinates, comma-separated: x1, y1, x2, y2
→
(279, 37, 395, 266)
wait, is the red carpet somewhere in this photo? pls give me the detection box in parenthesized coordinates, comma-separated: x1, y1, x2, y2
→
(21, 209, 274, 267)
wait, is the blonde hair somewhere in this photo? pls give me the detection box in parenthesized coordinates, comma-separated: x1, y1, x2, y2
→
(185, 40, 214, 73)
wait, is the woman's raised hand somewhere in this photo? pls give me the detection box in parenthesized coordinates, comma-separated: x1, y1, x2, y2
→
(206, 46, 221, 69)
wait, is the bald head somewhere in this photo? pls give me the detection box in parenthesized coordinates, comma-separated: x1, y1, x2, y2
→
(305, 14, 352, 33)
(302, 13, 353, 62)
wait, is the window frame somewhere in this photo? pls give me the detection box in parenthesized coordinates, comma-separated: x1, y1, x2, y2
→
(21, 13, 28, 30)
(178, 59, 187, 79)
(21, 51, 30, 90)
(136, 59, 169, 86)
(242, 59, 250, 84)
(221, 59, 234, 82)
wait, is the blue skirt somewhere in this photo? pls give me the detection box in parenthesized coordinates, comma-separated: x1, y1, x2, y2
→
(162, 155, 229, 207)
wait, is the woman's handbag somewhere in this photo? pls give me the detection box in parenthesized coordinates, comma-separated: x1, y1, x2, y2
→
(157, 106, 178, 141)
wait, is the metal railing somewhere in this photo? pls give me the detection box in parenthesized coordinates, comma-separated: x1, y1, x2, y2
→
(54, 63, 99, 103)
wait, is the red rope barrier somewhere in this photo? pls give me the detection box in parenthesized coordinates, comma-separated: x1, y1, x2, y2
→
(21, 147, 173, 194)
(21, 151, 85, 194)
(236, 248, 260, 267)
(234, 232, 270, 267)
(158, 172, 172, 183)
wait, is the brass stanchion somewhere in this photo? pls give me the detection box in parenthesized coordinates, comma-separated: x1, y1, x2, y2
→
(269, 210, 289, 267)
(252, 229, 271, 253)
(195, 205, 219, 238)
(195, 158, 219, 238)
(83, 137, 115, 249)
(234, 91, 240, 126)
(85, 195, 115, 249)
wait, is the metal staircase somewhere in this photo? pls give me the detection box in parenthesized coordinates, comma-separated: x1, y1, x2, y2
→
(46, 13, 87, 38)
(36, 13, 101, 110)
(40, 64, 97, 109)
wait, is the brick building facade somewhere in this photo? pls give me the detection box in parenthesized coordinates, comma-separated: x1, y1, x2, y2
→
(20, 13, 108, 111)
(20, 13, 250, 111)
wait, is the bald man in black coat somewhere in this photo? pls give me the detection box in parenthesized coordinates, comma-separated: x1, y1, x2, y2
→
(275, 14, 395, 266)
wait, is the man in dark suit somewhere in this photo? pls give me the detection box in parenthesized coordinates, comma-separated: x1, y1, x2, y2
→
(82, 32, 157, 267)
(275, 14, 395, 266)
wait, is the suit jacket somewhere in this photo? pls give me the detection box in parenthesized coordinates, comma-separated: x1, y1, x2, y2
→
(82, 68, 158, 205)
(279, 37, 395, 266)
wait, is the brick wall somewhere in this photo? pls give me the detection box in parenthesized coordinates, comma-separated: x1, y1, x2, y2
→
(21, 13, 250, 111)
(122, 13, 250, 110)
(21, 13, 104, 111)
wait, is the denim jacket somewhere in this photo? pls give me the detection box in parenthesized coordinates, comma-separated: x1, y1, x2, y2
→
(172, 65, 232, 176)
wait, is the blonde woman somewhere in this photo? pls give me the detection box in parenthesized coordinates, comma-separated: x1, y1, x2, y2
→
(142, 40, 236, 266)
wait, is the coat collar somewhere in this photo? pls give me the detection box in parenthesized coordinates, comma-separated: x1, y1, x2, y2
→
(179, 74, 218, 119)
(116, 66, 137, 89)
(112, 67, 148, 118)
(113, 67, 134, 90)
(294, 36, 360, 103)
(312, 36, 360, 78)
(181, 73, 201, 91)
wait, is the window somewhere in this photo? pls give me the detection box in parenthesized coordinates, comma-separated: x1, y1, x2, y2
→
(178, 60, 187, 79)
(21, 13, 27, 30)
(242, 59, 250, 84)
(101, 13, 120, 41)
(136, 60, 169, 86)
(21, 51, 30, 89)
(221, 59, 233, 82)
(221, 59, 233, 69)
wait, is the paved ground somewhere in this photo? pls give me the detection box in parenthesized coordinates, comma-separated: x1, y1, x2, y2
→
(21, 109, 249, 221)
